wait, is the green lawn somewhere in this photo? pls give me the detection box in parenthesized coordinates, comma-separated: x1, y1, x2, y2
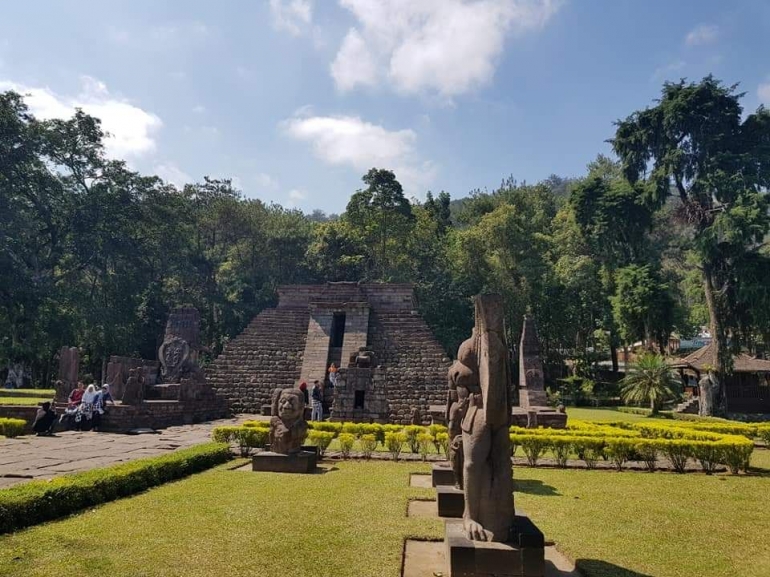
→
(1, 451, 768, 577)
(565, 407, 652, 422)
(0, 389, 55, 398)
(0, 397, 52, 406)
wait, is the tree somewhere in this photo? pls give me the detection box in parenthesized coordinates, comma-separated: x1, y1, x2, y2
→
(620, 352, 679, 414)
(612, 76, 770, 414)
(611, 265, 675, 353)
(345, 168, 414, 280)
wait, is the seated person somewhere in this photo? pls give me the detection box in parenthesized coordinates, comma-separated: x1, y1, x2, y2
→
(32, 402, 56, 436)
(68, 381, 85, 407)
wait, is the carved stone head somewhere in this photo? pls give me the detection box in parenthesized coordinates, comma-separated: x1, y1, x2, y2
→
(276, 388, 304, 421)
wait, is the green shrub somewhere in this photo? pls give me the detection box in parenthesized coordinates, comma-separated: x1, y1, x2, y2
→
(338, 433, 356, 459)
(211, 426, 239, 443)
(359, 423, 384, 443)
(359, 434, 378, 459)
(550, 437, 571, 468)
(429, 424, 447, 453)
(307, 421, 342, 436)
(0, 418, 26, 438)
(616, 406, 653, 416)
(241, 420, 270, 429)
(691, 440, 722, 474)
(605, 438, 635, 471)
(383, 424, 403, 434)
(384, 432, 407, 461)
(341, 422, 364, 437)
(718, 438, 754, 474)
(417, 433, 434, 461)
(403, 425, 426, 453)
(512, 434, 550, 466)
(307, 430, 335, 456)
(435, 432, 450, 458)
(235, 428, 268, 457)
(663, 440, 691, 473)
(572, 437, 605, 469)
(758, 425, 770, 447)
(0, 443, 230, 534)
(635, 440, 660, 471)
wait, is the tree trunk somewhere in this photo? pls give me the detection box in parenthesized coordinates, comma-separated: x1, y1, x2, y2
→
(609, 332, 619, 373)
(702, 264, 726, 416)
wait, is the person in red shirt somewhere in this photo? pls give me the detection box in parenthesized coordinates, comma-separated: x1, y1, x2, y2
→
(298, 381, 308, 405)
(68, 381, 85, 407)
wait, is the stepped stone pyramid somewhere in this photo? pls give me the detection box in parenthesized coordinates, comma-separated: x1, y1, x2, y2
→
(206, 282, 452, 423)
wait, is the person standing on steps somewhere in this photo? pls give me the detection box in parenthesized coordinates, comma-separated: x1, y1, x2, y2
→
(311, 380, 323, 421)
(299, 381, 309, 405)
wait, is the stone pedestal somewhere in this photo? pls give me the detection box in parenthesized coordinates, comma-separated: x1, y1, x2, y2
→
(445, 515, 544, 577)
(511, 407, 567, 429)
(251, 450, 317, 474)
(437, 485, 464, 518)
(432, 463, 456, 487)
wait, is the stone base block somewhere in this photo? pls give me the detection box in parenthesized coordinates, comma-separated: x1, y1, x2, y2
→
(432, 463, 456, 487)
(251, 450, 317, 474)
(445, 515, 545, 577)
(437, 485, 464, 518)
(511, 407, 567, 429)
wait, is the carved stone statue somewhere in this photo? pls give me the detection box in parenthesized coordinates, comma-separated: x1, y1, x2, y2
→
(158, 307, 206, 386)
(458, 295, 514, 543)
(410, 406, 421, 425)
(349, 347, 376, 368)
(446, 341, 473, 489)
(122, 368, 145, 405)
(269, 388, 308, 455)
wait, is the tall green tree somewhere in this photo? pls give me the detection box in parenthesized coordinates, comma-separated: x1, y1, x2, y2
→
(620, 352, 679, 415)
(612, 76, 770, 414)
(346, 168, 414, 280)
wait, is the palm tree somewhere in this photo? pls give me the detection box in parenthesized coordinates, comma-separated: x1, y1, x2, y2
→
(620, 352, 679, 415)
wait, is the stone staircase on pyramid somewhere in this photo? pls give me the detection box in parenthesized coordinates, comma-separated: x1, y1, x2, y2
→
(205, 307, 310, 413)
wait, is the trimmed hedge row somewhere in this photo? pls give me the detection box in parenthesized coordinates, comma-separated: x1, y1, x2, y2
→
(0, 418, 26, 438)
(0, 442, 232, 534)
(511, 420, 754, 474)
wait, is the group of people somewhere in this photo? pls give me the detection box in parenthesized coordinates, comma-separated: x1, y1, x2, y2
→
(297, 362, 339, 422)
(31, 381, 115, 435)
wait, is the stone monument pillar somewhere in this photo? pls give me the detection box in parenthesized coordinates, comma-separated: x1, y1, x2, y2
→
(518, 315, 548, 408)
(444, 296, 545, 577)
(55, 347, 79, 401)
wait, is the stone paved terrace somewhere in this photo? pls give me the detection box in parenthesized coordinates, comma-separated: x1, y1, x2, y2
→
(0, 414, 265, 489)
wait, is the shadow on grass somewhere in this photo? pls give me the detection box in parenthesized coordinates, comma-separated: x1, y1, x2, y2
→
(314, 465, 339, 474)
(513, 479, 560, 496)
(577, 559, 653, 577)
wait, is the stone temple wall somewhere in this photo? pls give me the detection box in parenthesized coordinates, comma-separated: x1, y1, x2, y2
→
(206, 283, 451, 423)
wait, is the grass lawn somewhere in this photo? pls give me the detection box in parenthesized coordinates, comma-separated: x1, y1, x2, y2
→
(0, 397, 52, 406)
(1, 451, 769, 577)
(0, 389, 55, 398)
(565, 407, 651, 422)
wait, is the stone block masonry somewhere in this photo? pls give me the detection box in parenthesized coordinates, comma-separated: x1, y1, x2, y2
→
(207, 283, 452, 424)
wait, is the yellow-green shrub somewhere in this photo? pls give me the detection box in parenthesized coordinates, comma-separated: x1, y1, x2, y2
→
(0, 418, 26, 438)
(341, 422, 364, 437)
(385, 431, 407, 461)
(403, 425, 426, 453)
(605, 438, 635, 471)
(511, 434, 550, 466)
(359, 434, 378, 459)
(307, 430, 335, 455)
(550, 437, 571, 467)
(307, 421, 342, 436)
(417, 433, 434, 461)
(338, 433, 356, 458)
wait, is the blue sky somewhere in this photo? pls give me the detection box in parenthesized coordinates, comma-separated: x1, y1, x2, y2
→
(1, 0, 768, 213)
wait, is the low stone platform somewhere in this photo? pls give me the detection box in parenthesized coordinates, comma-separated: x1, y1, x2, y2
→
(445, 515, 545, 577)
(511, 407, 567, 429)
(432, 462, 456, 487)
(252, 450, 317, 474)
(437, 485, 464, 518)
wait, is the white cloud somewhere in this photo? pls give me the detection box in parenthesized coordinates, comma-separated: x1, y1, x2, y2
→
(270, 0, 313, 36)
(282, 113, 435, 194)
(287, 189, 307, 207)
(651, 60, 686, 81)
(154, 162, 192, 187)
(0, 76, 162, 159)
(256, 172, 280, 189)
(685, 24, 718, 47)
(192, 104, 206, 114)
(758, 82, 770, 106)
(331, 0, 562, 98)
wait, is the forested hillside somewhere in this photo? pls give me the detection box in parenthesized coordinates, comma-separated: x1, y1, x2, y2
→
(2, 77, 768, 410)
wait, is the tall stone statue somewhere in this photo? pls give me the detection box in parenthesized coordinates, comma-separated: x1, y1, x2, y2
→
(518, 315, 548, 408)
(446, 329, 475, 490)
(459, 295, 514, 542)
(268, 388, 308, 455)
